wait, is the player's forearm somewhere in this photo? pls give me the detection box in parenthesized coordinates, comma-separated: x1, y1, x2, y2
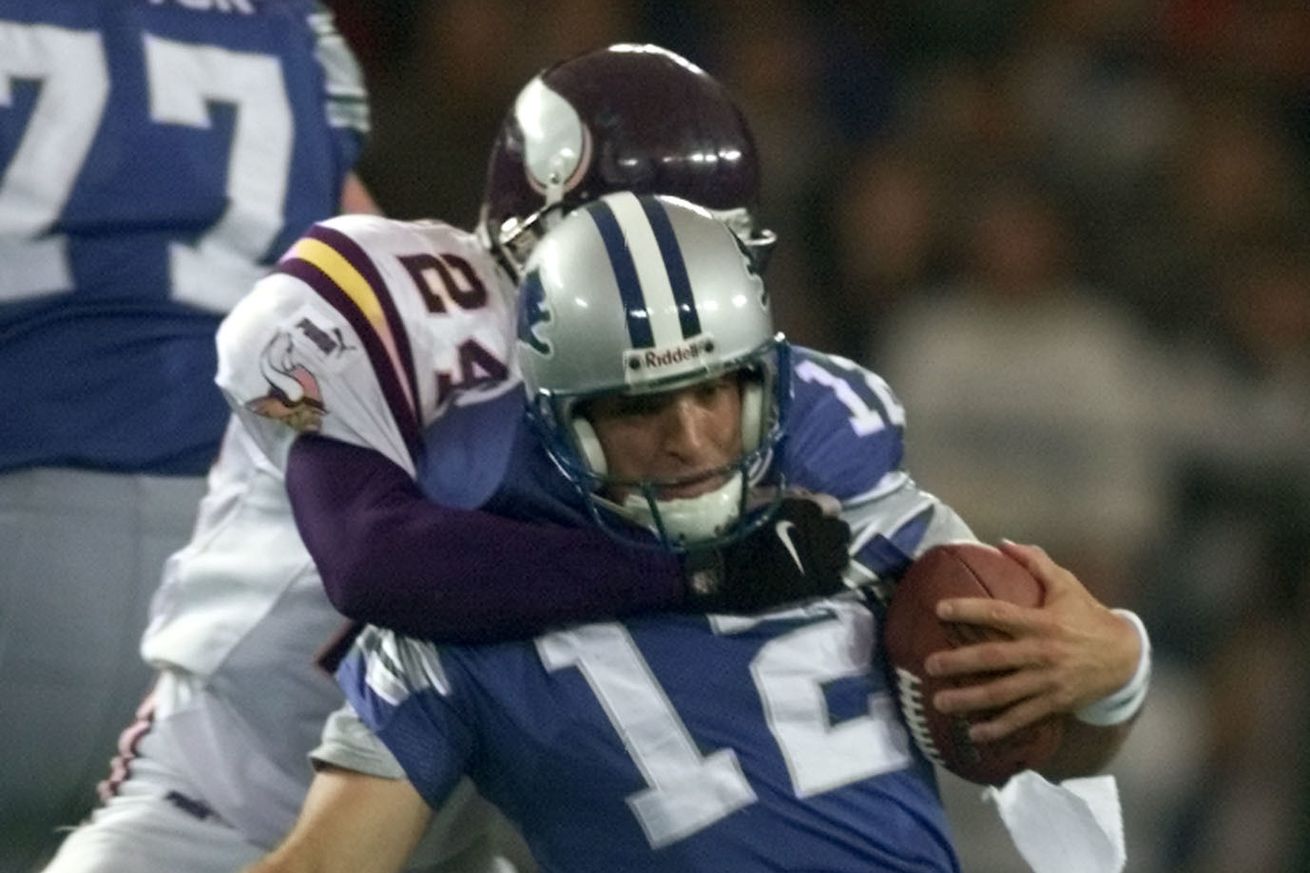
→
(243, 767, 429, 873)
(243, 823, 412, 873)
(1039, 609, 1150, 779)
(286, 435, 686, 642)
(243, 848, 320, 873)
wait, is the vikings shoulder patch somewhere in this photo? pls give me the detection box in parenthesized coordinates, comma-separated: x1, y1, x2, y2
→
(247, 331, 327, 433)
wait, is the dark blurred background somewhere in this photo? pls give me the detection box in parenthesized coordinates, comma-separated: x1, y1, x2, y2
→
(326, 2, 1310, 870)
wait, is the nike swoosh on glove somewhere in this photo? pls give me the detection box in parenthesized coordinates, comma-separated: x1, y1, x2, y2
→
(684, 496, 852, 614)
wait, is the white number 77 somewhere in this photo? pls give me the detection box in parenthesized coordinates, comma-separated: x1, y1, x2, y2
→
(0, 23, 292, 311)
(0, 23, 107, 298)
(144, 33, 291, 312)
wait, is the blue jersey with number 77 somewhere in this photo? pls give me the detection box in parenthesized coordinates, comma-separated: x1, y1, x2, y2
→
(342, 346, 969, 872)
(0, 0, 366, 474)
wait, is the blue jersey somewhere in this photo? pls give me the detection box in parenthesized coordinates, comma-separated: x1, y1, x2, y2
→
(343, 347, 970, 872)
(0, 0, 367, 474)
(342, 603, 957, 873)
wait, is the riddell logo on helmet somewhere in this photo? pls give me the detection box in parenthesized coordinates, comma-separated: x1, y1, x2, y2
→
(623, 337, 715, 381)
(645, 343, 702, 368)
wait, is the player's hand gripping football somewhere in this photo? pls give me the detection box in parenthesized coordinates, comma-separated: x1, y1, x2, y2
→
(924, 541, 1142, 743)
(684, 493, 851, 614)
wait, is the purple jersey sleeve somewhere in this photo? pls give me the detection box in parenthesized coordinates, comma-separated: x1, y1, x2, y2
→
(286, 435, 686, 642)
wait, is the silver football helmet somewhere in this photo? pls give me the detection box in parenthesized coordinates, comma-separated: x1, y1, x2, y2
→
(518, 191, 790, 550)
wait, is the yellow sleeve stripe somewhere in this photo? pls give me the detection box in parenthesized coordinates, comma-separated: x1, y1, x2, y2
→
(285, 236, 417, 416)
(288, 237, 387, 329)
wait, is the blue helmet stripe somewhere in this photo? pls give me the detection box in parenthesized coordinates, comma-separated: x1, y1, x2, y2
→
(638, 195, 702, 340)
(586, 200, 655, 348)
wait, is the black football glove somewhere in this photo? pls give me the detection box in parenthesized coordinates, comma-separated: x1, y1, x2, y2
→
(683, 496, 852, 614)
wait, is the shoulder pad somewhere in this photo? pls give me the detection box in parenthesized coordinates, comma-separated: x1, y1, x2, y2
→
(781, 347, 907, 500)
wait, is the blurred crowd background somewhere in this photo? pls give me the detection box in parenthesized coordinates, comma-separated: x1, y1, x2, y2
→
(325, 1, 1310, 871)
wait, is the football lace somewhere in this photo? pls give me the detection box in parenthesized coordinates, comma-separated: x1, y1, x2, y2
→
(894, 667, 945, 767)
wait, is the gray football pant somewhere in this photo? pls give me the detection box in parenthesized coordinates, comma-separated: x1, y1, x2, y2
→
(0, 467, 207, 872)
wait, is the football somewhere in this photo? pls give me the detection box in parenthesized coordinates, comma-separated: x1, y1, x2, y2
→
(884, 542, 1063, 785)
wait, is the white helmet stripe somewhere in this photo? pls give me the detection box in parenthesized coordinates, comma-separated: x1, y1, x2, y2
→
(638, 194, 703, 339)
(605, 192, 687, 349)
(585, 198, 655, 348)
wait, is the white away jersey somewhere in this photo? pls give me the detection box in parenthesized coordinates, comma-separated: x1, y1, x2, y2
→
(137, 418, 345, 846)
(216, 214, 518, 476)
(141, 215, 514, 845)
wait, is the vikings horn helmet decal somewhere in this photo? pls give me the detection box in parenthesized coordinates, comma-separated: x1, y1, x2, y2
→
(480, 44, 775, 279)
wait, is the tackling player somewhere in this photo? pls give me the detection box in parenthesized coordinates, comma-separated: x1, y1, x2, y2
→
(216, 43, 846, 644)
(0, 1, 371, 868)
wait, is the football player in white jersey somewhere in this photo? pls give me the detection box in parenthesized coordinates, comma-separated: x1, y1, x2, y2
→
(41, 45, 853, 873)
(245, 194, 1151, 873)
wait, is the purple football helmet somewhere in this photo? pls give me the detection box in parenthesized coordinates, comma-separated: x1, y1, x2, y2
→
(479, 44, 775, 278)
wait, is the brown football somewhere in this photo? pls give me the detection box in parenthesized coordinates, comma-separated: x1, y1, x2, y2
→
(884, 542, 1063, 785)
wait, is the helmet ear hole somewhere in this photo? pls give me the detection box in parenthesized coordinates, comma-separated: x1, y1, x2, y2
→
(741, 378, 764, 453)
(572, 416, 607, 476)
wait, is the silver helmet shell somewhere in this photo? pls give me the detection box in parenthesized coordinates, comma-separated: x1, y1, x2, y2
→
(518, 191, 790, 550)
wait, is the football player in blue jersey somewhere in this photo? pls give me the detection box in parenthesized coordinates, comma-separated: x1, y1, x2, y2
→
(245, 194, 1151, 873)
(0, 0, 373, 867)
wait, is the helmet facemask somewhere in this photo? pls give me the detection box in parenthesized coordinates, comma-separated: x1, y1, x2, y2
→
(529, 344, 791, 551)
(484, 200, 776, 283)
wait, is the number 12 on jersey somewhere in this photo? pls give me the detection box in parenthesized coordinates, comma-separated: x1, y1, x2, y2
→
(536, 601, 913, 848)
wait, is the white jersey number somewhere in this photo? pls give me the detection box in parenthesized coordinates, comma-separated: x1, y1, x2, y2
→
(538, 624, 757, 849)
(537, 602, 911, 847)
(0, 23, 107, 299)
(726, 605, 912, 797)
(144, 34, 292, 313)
(795, 354, 906, 436)
(0, 22, 295, 310)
